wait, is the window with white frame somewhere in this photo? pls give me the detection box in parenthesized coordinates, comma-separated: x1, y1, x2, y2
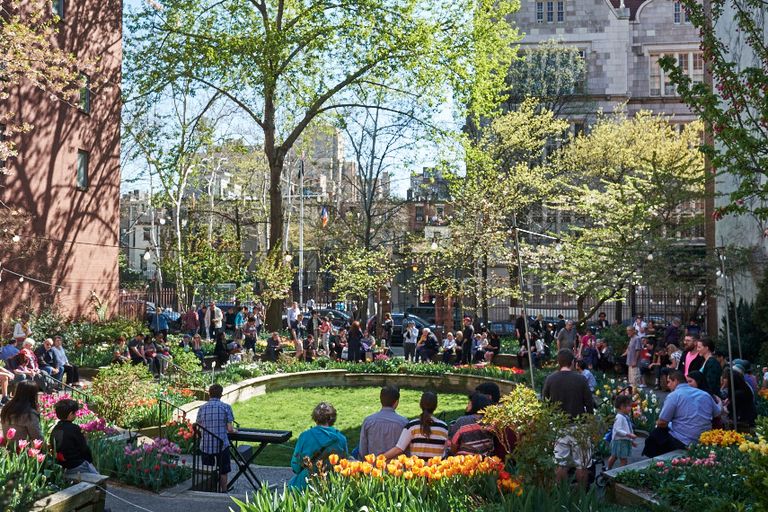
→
(649, 52, 703, 96)
(536, 1, 564, 23)
(673, 1, 691, 23)
(536, 1, 544, 22)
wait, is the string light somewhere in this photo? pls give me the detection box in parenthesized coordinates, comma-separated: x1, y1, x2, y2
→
(18, 276, 24, 283)
(0, 266, 65, 290)
(11, 234, 20, 243)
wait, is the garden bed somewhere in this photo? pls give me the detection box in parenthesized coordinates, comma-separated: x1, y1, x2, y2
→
(31, 473, 109, 512)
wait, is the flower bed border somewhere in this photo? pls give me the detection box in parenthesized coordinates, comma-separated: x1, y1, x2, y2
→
(31, 473, 109, 512)
(603, 450, 686, 509)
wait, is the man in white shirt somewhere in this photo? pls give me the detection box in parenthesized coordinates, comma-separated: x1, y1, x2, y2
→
(286, 302, 300, 326)
(204, 302, 223, 339)
(633, 314, 648, 336)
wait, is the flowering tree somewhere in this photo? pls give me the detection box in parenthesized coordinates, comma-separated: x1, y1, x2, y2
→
(661, 0, 768, 222)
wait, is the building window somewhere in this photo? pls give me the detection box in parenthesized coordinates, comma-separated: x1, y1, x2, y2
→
(573, 122, 585, 136)
(52, 0, 64, 18)
(536, 1, 544, 22)
(79, 74, 91, 114)
(76, 150, 89, 190)
(574, 49, 587, 93)
(557, 1, 565, 22)
(546, 1, 554, 22)
(143, 227, 152, 242)
(436, 205, 445, 218)
(673, 1, 690, 23)
(649, 52, 704, 96)
(415, 206, 425, 223)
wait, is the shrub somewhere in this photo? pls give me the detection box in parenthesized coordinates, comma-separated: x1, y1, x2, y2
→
(91, 363, 159, 426)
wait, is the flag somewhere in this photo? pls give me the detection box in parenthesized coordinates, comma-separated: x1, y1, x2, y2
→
(321, 206, 329, 228)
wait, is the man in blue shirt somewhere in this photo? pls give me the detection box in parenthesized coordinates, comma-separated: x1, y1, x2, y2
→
(358, 385, 408, 457)
(196, 384, 235, 492)
(0, 339, 19, 363)
(642, 369, 721, 458)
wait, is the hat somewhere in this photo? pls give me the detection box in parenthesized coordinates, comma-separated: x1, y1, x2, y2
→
(733, 359, 750, 371)
(733, 364, 746, 374)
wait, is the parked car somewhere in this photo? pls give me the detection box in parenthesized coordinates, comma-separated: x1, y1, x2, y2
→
(366, 312, 436, 347)
(281, 308, 351, 332)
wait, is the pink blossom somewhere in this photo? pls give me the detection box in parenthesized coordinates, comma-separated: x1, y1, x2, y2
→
(36, 454, 46, 463)
(27, 448, 40, 457)
(6, 428, 16, 440)
(656, 461, 665, 468)
(33, 439, 43, 450)
(18, 439, 29, 450)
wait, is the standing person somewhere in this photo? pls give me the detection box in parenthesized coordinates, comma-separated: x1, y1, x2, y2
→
(51, 336, 79, 386)
(319, 316, 332, 357)
(383, 392, 449, 461)
(382, 313, 393, 348)
(310, 310, 322, 342)
(605, 395, 637, 470)
(633, 314, 647, 336)
(461, 316, 475, 364)
(514, 313, 527, 348)
(205, 302, 224, 340)
(678, 335, 704, 377)
(183, 307, 200, 337)
(197, 303, 207, 338)
(556, 320, 578, 351)
(149, 307, 169, 336)
(542, 349, 595, 488)
(289, 402, 348, 490)
(642, 370, 721, 457)
(305, 297, 316, 312)
(347, 321, 363, 362)
(254, 303, 265, 337)
(195, 384, 236, 493)
(596, 312, 610, 332)
(1, 381, 42, 443)
(50, 399, 99, 476)
(624, 326, 643, 388)
(242, 316, 259, 353)
(663, 319, 682, 347)
(292, 313, 306, 361)
(213, 332, 229, 367)
(358, 385, 408, 457)
(286, 302, 300, 329)
(697, 338, 722, 395)
(234, 306, 248, 340)
(403, 321, 418, 362)
(13, 313, 32, 344)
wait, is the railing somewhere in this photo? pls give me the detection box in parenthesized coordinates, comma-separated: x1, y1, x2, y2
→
(191, 422, 224, 492)
(40, 372, 92, 405)
(155, 397, 188, 439)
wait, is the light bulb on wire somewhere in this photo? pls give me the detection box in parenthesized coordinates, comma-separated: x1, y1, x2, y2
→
(18, 276, 24, 283)
(11, 234, 20, 243)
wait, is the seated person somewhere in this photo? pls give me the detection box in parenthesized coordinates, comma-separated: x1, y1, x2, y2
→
(265, 332, 283, 362)
(289, 402, 348, 490)
(50, 399, 99, 476)
(642, 370, 721, 458)
(448, 392, 495, 456)
(721, 369, 757, 429)
(112, 336, 130, 364)
(303, 334, 317, 363)
(441, 332, 457, 364)
(8, 351, 43, 387)
(382, 392, 449, 461)
(416, 329, 439, 362)
(482, 333, 501, 363)
(34, 338, 61, 380)
(358, 385, 408, 457)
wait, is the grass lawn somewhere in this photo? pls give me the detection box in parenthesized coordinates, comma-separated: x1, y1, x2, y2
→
(230, 386, 470, 466)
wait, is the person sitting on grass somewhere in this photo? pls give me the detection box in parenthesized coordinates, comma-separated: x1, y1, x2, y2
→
(358, 385, 408, 458)
(50, 399, 99, 476)
(383, 391, 449, 461)
(289, 402, 348, 490)
(448, 392, 494, 456)
(606, 395, 637, 470)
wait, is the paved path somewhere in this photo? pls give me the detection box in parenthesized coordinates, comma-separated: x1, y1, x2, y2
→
(106, 465, 294, 512)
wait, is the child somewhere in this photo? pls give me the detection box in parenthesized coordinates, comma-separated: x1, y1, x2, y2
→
(606, 395, 637, 470)
(576, 360, 597, 392)
(50, 399, 99, 476)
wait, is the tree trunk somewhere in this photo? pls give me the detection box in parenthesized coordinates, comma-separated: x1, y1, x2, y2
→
(577, 295, 585, 328)
(266, 150, 285, 330)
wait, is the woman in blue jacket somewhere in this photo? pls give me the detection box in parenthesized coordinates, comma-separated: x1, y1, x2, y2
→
(289, 402, 348, 490)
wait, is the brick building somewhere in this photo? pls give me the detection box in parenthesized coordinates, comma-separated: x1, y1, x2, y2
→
(1, 0, 122, 321)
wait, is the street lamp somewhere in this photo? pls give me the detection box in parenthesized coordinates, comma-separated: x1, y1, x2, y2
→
(143, 250, 152, 261)
(430, 241, 438, 251)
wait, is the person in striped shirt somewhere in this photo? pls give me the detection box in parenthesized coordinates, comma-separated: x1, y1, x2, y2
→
(383, 392, 448, 460)
(448, 392, 494, 456)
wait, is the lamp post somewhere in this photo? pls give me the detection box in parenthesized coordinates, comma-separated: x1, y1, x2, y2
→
(716, 248, 738, 429)
(299, 158, 305, 308)
(512, 213, 537, 391)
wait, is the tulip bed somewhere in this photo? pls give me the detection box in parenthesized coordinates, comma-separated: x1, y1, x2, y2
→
(615, 427, 768, 511)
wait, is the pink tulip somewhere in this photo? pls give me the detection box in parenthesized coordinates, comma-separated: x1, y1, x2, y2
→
(27, 448, 40, 457)
(18, 440, 29, 450)
(33, 439, 43, 450)
(36, 454, 46, 463)
(6, 428, 16, 440)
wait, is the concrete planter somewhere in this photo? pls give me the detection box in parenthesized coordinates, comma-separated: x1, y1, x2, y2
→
(603, 450, 686, 509)
(31, 473, 109, 512)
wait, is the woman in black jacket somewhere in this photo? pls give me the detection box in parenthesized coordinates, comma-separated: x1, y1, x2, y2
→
(347, 321, 363, 362)
(721, 369, 756, 428)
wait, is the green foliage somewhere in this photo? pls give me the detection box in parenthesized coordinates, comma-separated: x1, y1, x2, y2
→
(252, 246, 296, 305)
(717, 299, 767, 363)
(322, 249, 396, 302)
(0, 442, 65, 512)
(506, 39, 587, 113)
(30, 309, 144, 346)
(525, 112, 706, 324)
(661, 0, 768, 220)
(616, 445, 751, 512)
(91, 363, 159, 426)
(483, 484, 634, 512)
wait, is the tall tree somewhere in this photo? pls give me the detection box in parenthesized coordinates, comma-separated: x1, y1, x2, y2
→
(525, 112, 706, 324)
(506, 39, 587, 115)
(127, 0, 520, 328)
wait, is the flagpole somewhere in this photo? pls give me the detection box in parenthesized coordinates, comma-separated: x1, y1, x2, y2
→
(299, 158, 305, 308)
